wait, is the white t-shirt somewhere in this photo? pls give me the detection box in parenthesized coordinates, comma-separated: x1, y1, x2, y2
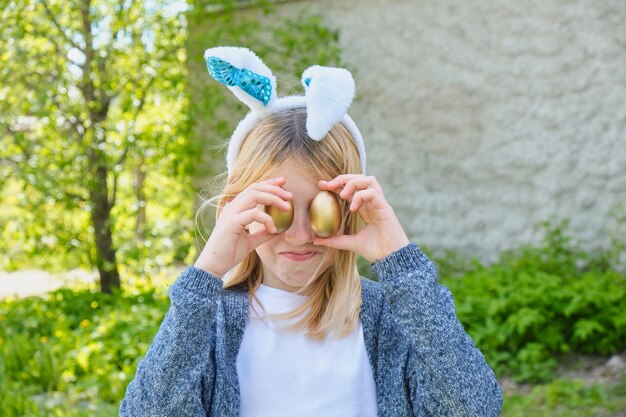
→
(236, 283, 378, 417)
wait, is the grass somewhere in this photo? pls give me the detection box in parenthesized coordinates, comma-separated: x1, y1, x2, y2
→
(502, 376, 626, 416)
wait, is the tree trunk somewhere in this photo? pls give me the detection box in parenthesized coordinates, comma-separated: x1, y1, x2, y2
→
(90, 159, 121, 294)
(134, 153, 146, 240)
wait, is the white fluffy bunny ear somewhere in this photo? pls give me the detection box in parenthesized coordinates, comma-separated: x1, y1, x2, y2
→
(204, 46, 277, 112)
(301, 65, 356, 140)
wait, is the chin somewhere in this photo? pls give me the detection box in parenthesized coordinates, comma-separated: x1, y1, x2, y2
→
(278, 269, 313, 281)
(277, 270, 317, 286)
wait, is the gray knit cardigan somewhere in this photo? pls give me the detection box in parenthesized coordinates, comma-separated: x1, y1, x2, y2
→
(120, 242, 503, 416)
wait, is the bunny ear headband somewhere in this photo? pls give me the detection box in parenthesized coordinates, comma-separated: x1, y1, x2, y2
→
(203, 46, 367, 175)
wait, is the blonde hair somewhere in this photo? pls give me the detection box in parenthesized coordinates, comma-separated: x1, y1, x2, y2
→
(196, 107, 365, 340)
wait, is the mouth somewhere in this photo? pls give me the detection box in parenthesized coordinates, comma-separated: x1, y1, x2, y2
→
(280, 251, 320, 261)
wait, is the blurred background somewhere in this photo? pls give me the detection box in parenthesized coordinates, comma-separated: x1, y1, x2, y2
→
(1, 0, 625, 415)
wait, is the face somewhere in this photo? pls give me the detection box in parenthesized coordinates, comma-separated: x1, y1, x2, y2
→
(247, 159, 342, 292)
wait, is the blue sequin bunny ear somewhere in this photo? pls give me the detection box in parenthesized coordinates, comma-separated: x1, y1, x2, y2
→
(204, 46, 277, 112)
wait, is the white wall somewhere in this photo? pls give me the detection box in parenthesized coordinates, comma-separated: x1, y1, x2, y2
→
(247, 0, 626, 262)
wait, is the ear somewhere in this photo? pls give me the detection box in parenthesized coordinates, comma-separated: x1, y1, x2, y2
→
(204, 46, 277, 111)
(301, 65, 356, 140)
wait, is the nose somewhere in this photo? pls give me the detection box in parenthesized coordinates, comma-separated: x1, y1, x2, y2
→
(284, 207, 316, 245)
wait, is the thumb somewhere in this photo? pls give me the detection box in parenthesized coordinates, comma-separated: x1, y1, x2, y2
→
(249, 229, 280, 248)
(313, 234, 355, 252)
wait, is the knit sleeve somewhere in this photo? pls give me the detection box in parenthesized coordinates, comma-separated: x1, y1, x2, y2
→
(370, 242, 503, 417)
(119, 265, 221, 416)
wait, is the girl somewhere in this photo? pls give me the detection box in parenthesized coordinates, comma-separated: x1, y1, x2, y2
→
(120, 47, 502, 416)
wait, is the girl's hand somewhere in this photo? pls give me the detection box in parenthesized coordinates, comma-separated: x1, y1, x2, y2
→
(194, 177, 292, 278)
(314, 175, 410, 264)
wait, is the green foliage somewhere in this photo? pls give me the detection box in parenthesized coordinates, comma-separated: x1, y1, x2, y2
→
(502, 377, 626, 416)
(0, 277, 170, 415)
(0, 0, 196, 283)
(441, 219, 626, 383)
(358, 254, 378, 282)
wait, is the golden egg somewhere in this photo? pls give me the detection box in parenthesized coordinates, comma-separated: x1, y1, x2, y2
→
(310, 190, 342, 238)
(264, 200, 294, 233)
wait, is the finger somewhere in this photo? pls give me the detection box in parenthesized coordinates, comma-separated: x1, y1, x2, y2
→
(313, 233, 356, 252)
(253, 184, 293, 209)
(338, 177, 380, 201)
(321, 176, 381, 205)
(240, 180, 292, 200)
(235, 177, 291, 204)
(322, 175, 381, 193)
(249, 228, 281, 248)
(319, 174, 364, 191)
(238, 208, 277, 234)
(264, 176, 286, 184)
(236, 189, 292, 214)
(256, 181, 293, 199)
(350, 188, 386, 211)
